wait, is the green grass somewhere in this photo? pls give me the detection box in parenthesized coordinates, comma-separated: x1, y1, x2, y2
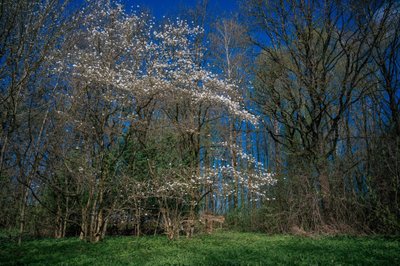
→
(0, 231, 399, 265)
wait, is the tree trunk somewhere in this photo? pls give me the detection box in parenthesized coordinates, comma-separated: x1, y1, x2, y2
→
(18, 186, 29, 245)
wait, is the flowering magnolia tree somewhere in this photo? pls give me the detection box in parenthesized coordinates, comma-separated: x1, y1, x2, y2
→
(49, 1, 274, 241)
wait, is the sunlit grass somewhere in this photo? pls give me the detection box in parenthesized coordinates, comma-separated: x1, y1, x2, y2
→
(1, 231, 399, 265)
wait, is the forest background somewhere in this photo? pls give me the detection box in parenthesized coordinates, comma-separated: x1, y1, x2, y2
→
(0, 0, 399, 245)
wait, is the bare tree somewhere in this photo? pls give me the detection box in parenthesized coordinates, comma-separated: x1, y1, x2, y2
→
(0, 0, 80, 244)
(247, 0, 388, 230)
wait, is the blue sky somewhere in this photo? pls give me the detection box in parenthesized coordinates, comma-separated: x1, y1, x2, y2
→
(120, 0, 239, 18)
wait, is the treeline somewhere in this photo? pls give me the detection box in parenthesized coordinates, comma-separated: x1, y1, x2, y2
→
(0, 0, 399, 244)
(248, 0, 400, 234)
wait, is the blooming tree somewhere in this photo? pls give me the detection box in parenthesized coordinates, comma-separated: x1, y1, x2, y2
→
(53, 1, 267, 241)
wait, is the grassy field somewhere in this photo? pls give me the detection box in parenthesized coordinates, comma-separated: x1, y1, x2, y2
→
(0, 231, 399, 265)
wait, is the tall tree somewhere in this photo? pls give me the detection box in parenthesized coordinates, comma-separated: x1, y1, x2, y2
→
(0, 0, 79, 244)
(247, 0, 387, 230)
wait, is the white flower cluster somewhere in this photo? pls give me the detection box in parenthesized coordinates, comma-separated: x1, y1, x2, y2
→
(218, 165, 276, 196)
(56, 1, 257, 125)
(155, 165, 275, 202)
(218, 141, 265, 168)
